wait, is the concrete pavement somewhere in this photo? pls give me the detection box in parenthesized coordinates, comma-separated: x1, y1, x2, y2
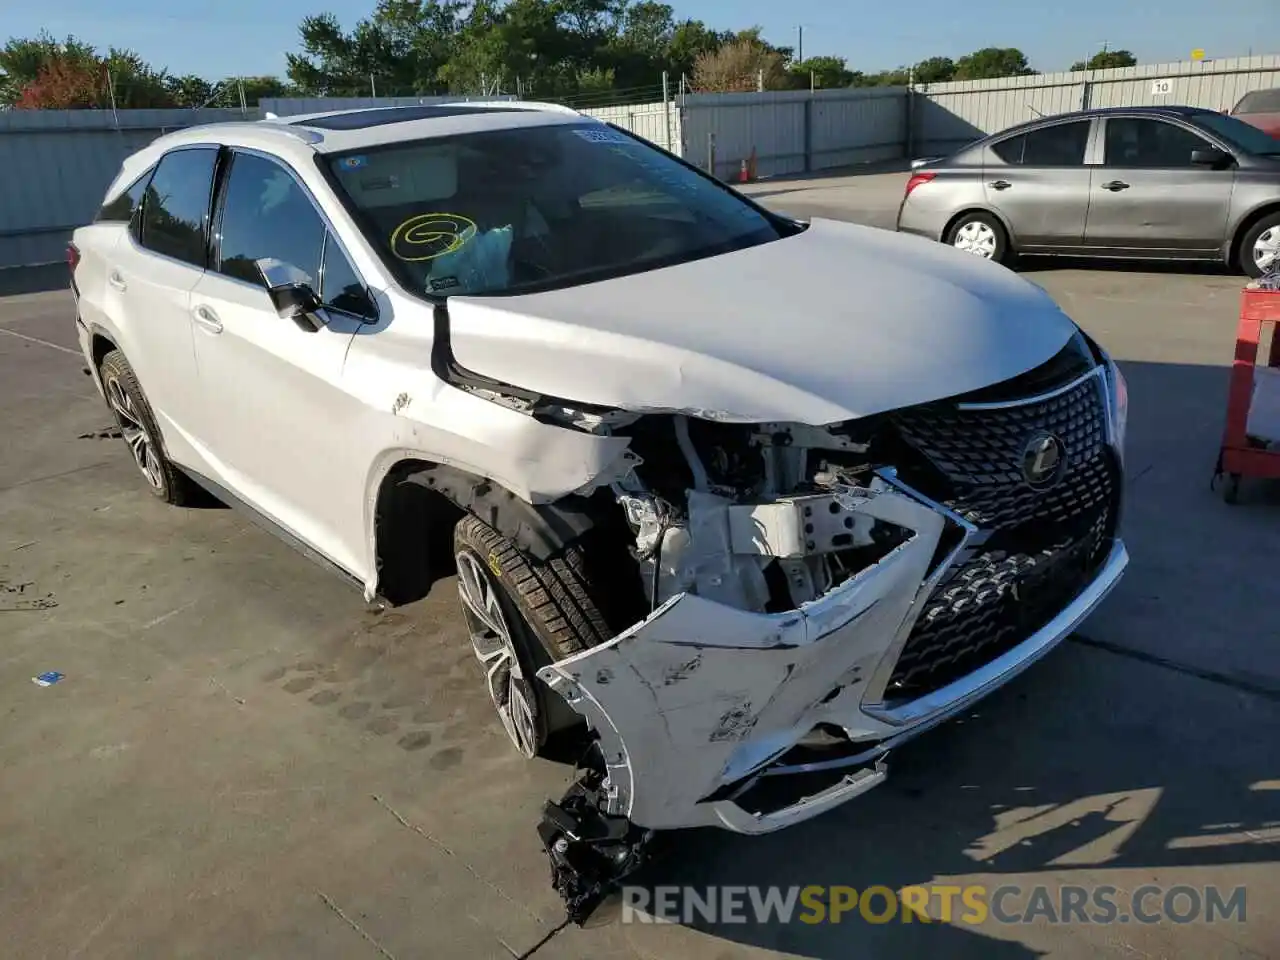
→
(1, 177, 1277, 959)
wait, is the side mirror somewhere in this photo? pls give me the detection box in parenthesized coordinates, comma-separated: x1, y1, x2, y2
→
(1191, 147, 1232, 169)
(255, 258, 324, 332)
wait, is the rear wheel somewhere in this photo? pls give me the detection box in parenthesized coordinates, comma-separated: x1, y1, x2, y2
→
(1240, 212, 1280, 278)
(98, 349, 201, 506)
(945, 211, 1010, 264)
(452, 515, 637, 758)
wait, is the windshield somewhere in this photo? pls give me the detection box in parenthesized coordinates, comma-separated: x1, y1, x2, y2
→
(1191, 111, 1280, 155)
(325, 122, 786, 297)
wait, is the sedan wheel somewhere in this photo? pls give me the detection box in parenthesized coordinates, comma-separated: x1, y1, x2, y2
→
(1253, 226, 1279, 275)
(455, 549, 541, 758)
(953, 220, 998, 258)
(945, 212, 1009, 264)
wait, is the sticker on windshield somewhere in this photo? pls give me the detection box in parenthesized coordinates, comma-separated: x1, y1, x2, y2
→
(390, 213, 478, 262)
(339, 155, 368, 170)
(572, 127, 632, 145)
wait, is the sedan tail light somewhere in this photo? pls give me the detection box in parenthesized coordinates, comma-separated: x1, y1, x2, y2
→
(67, 242, 81, 274)
(904, 172, 936, 198)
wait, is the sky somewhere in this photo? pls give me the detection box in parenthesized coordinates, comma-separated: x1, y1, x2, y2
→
(3, 0, 1277, 81)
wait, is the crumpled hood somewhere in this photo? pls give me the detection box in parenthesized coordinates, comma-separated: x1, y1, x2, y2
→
(444, 218, 1079, 424)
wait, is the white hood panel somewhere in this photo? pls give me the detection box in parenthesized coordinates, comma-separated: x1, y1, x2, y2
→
(445, 219, 1079, 424)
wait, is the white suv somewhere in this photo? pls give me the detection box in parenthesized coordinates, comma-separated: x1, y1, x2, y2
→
(72, 102, 1128, 915)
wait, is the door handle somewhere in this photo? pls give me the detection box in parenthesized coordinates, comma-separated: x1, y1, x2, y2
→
(191, 304, 223, 334)
(108, 270, 127, 291)
(989, 180, 1012, 190)
(1101, 180, 1130, 191)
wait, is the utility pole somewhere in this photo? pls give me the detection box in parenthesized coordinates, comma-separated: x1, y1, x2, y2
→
(797, 25, 803, 64)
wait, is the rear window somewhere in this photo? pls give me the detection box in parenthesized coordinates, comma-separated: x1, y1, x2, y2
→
(324, 123, 787, 298)
(96, 167, 154, 224)
(1234, 89, 1280, 114)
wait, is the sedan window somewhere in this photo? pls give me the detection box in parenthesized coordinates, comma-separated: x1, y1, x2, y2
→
(1103, 118, 1211, 168)
(992, 121, 1090, 167)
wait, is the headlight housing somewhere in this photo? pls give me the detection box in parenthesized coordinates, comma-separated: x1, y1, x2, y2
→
(1103, 358, 1128, 459)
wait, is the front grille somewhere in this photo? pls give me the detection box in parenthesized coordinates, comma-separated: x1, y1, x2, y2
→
(894, 371, 1106, 530)
(884, 367, 1118, 700)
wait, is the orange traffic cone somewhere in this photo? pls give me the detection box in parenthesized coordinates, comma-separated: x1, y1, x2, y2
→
(748, 147, 758, 181)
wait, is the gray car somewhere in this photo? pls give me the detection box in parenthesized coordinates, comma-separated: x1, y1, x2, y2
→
(897, 105, 1280, 276)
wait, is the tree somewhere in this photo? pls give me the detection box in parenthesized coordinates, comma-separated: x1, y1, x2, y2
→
(14, 57, 103, 109)
(787, 55, 853, 89)
(0, 32, 98, 105)
(913, 55, 956, 84)
(666, 19, 730, 79)
(692, 35, 786, 92)
(953, 47, 1036, 80)
(1070, 49, 1137, 72)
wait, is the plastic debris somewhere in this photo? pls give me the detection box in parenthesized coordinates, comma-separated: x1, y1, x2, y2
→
(32, 672, 64, 687)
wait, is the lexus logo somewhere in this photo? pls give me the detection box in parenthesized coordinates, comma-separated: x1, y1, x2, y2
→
(1022, 432, 1066, 488)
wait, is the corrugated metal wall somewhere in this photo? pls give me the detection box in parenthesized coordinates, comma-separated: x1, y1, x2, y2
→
(916, 53, 1280, 155)
(582, 102, 680, 152)
(4, 53, 1280, 269)
(679, 87, 908, 180)
(0, 108, 247, 268)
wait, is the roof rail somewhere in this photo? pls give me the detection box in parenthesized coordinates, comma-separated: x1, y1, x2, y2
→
(440, 99, 583, 117)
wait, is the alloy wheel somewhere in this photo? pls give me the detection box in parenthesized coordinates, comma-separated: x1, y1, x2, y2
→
(1253, 226, 1279, 275)
(105, 374, 164, 491)
(953, 220, 998, 258)
(455, 550, 539, 758)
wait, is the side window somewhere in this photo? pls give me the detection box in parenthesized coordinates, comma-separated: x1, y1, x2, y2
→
(97, 167, 154, 224)
(139, 148, 218, 266)
(1104, 118, 1211, 168)
(1020, 121, 1091, 166)
(991, 135, 1025, 165)
(215, 152, 325, 288)
(320, 234, 375, 317)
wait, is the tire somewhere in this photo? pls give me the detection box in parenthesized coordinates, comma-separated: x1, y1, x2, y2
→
(452, 514, 636, 758)
(945, 211, 1011, 265)
(98, 349, 201, 506)
(1239, 212, 1280, 278)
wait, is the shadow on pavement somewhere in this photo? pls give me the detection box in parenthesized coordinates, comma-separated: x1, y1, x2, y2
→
(0, 264, 69, 297)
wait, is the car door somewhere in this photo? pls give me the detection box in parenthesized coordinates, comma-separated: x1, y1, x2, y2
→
(983, 119, 1094, 249)
(1084, 115, 1236, 253)
(188, 149, 380, 577)
(107, 146, 220, 474)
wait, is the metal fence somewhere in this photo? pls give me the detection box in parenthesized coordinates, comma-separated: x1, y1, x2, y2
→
(0, 107, 249, 269)
(3, 53, 1280, 270)
(915, 53, 1280, 155)
(680, 87, 907, 180)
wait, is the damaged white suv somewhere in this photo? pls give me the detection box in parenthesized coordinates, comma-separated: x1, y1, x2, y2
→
(72, 102, 1128, 915)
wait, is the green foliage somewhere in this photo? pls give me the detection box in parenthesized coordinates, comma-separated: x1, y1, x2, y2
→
(953, 47, 1038, 81)
(1070, 49, 1137, 72)
(4, 7, 1127, 109)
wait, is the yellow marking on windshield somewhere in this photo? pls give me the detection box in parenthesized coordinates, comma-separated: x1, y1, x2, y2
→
(390, 213, 478, 262)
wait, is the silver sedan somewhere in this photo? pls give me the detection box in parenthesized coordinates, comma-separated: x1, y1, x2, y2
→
(896, 105, 1280, 276)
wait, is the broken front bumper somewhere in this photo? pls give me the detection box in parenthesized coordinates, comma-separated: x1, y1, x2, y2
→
(538, 472, 1128, 835)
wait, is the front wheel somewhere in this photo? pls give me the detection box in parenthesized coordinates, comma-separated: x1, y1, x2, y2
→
(452, 515, 636, 759)
(945, 212, 1010, 265)
(1240, 213, 1280, 278)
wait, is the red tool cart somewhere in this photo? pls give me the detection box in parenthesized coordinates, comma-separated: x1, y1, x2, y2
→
(1214, 281, 1280, 504)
